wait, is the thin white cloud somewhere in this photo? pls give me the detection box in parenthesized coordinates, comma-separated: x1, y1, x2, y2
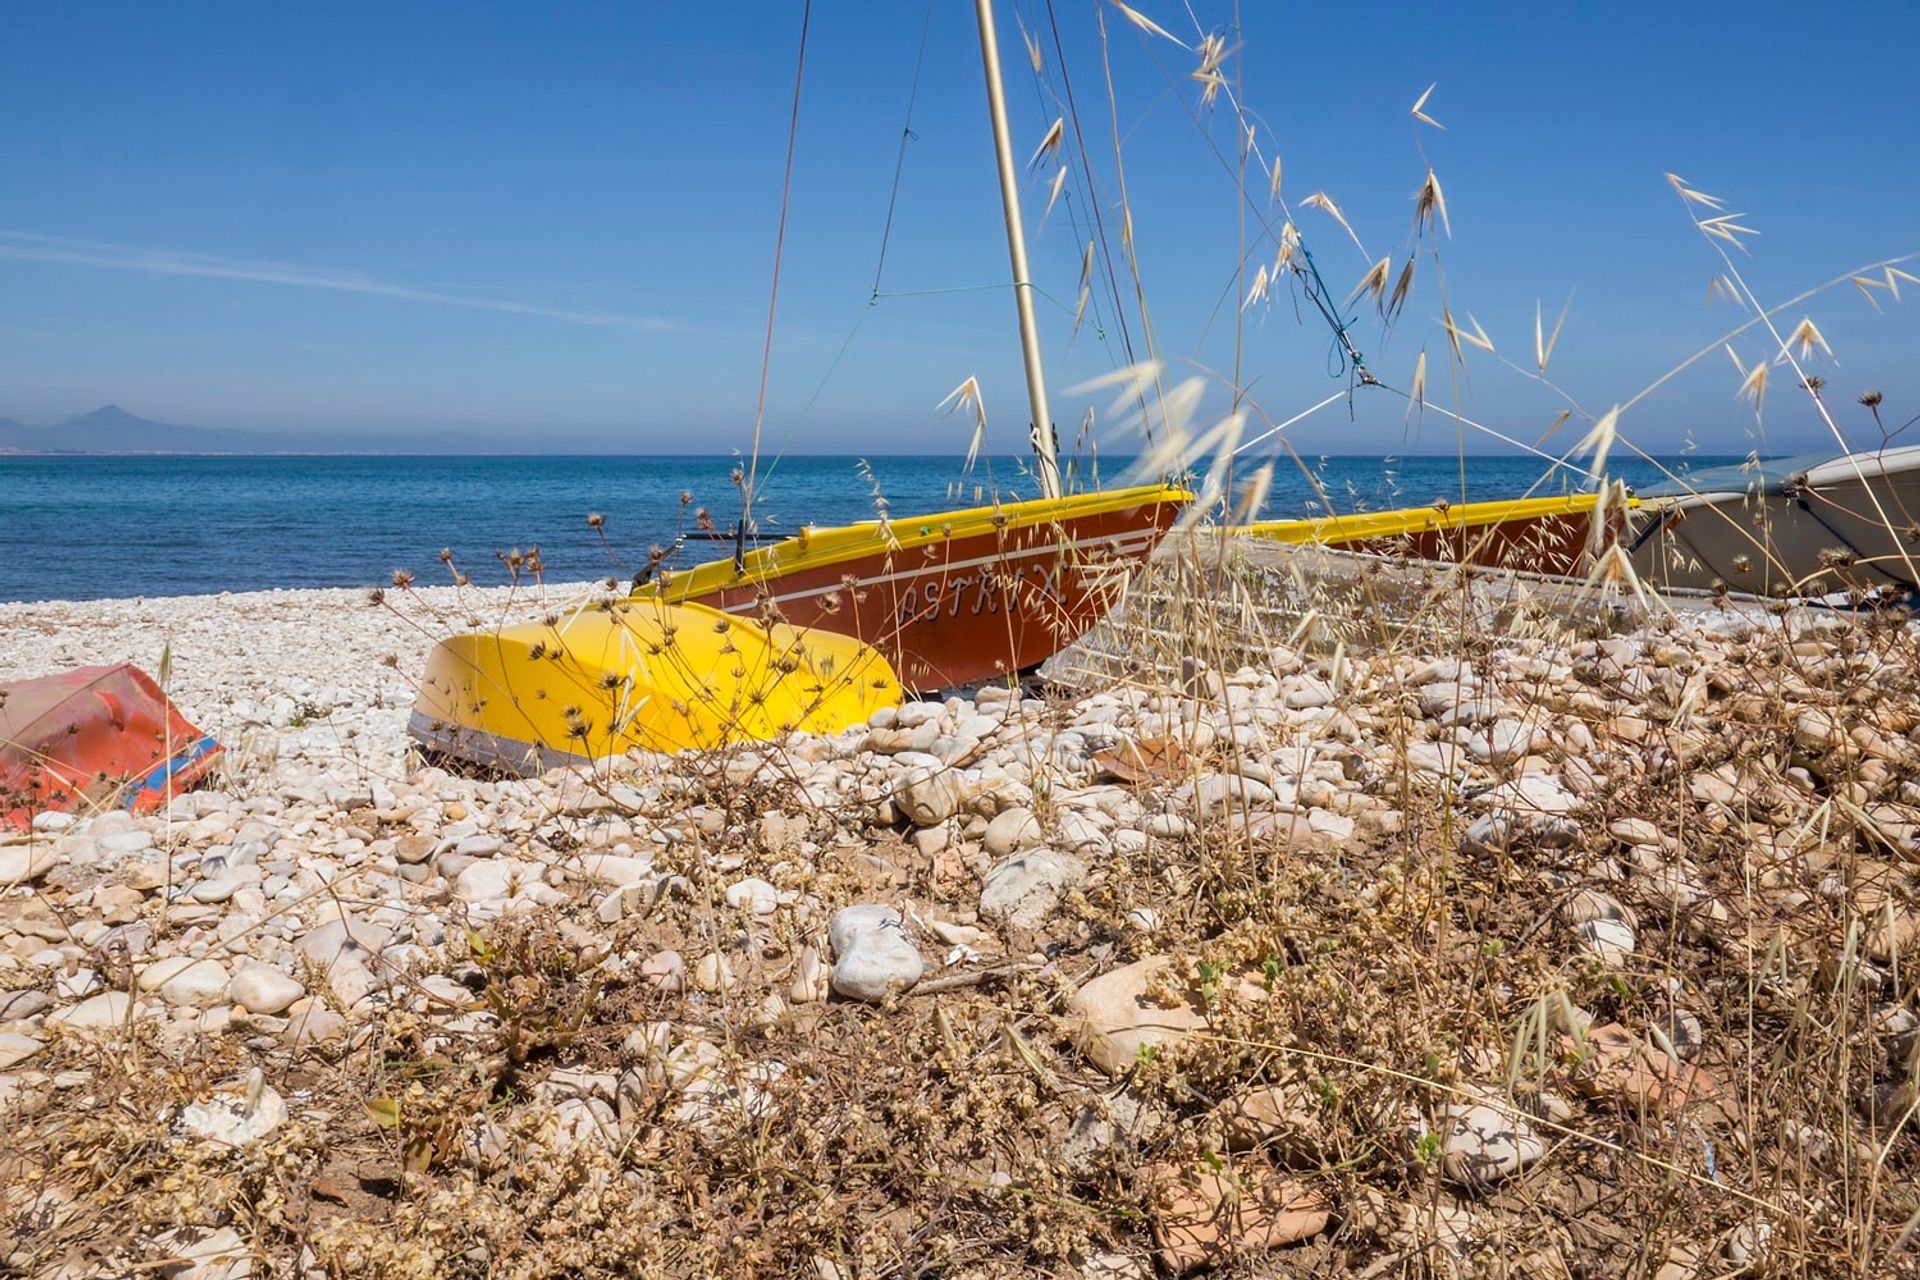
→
(0, 229, 679, 332)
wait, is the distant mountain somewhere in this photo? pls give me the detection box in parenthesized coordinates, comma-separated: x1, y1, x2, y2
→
(0, 404, 272, 454)
(0, 405, 666, 455)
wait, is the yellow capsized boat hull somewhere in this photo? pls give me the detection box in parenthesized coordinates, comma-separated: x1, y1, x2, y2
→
(409, 596, 901, 773)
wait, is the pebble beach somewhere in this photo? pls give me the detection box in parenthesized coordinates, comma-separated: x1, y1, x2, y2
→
(4, 574, 1920, 1277)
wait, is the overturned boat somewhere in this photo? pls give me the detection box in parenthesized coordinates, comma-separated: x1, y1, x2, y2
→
(1627, 446, 1920, 600)
(1, 663, 222, 831)
(409, 596, 901, 774)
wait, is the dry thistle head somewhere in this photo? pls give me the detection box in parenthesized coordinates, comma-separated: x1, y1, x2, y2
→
(1861, 389, 1884, 408)
(367, 588, 386, 606)
(586, 512, 605, 528)
(697, 508, 714, 532)
(730, 465, 744, 487)
(391, 569, 415, 589)
(1802, 375, 1826, 393)
(438, 547, 453, 563)
(679, 489, 692, 506)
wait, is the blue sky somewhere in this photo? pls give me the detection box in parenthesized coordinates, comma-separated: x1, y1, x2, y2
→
(2, 1, 1916, 458)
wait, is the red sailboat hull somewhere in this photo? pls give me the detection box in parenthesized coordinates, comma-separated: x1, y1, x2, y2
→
(641, 486, 1186, 691)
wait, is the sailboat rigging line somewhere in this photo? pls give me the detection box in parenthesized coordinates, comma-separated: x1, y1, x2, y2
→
(1370, 382, 1604, 481)
(870, 0, 936, 299)
(1043, 0, 1140, 377)
(1126, 21, 1375, 392)
(1231, 390, 1348, 457)
(1010, 1, 1120, 366)
(740, 0, 812, 572)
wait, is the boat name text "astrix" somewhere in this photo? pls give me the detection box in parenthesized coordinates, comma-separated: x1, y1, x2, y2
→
(892, 556, 1072, 627)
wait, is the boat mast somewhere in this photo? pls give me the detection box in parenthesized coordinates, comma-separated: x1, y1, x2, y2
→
(974, 0, 1063, 501)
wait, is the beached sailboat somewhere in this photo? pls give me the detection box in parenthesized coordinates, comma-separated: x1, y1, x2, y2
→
(1244, 491, 1629, 578)
(634, 0, 1187, 692)
(1627, 445, 1920, 600)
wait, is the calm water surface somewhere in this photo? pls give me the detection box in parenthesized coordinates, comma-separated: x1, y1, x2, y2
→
(0, 453, 1739, 602)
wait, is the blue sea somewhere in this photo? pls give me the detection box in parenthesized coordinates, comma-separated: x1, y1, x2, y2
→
(0, 452, 1739, 603)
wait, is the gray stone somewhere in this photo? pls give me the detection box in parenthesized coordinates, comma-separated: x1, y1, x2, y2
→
(49, 991, 133, 1029)
(295, 916, 391, 970)
(982, 807, 1042, 856)
(0, 989, 52, 1022)
(978, 849, 1086, 931)
(0, 1030, 45, 1069)
(98, 829, 154, 855)
(725, 877, 779, 914)
(453, 859, 512, 902)
(1577, 917, 1636, 961)
(1439, 1102, 1544, 1186)
(191, 876, 245, 904)
(1070, 956, 1208, 1075)
(895, 766, 968, 827)
(160, 960, 231, 1009)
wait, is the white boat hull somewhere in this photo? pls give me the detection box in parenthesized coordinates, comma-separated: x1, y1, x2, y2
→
(1628, 446, 1920, 599)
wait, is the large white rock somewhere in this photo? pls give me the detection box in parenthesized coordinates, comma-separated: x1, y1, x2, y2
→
(829, 904, 923, 1003)
(573, 852, 656, 886)
(137, 955, 200, 992)
(229, 967, 305, 1015)
(725, 877, 779, 914)
(150, 1225, 252, 1280)
(982, 807, 1043, 857)
(1439, 1102, 1544, 1186)
(0, 1030, 45, 1069)
(178, 1079, 287, 1147)
(49, 991, 134, 1029)
(1070, 956, 1209, 1075)
(453, 859, 512, 902)
(894, 766, 968, 827)
(0, 844, 57, 886)
(160, 959, 232, 1009)
(295, 916, 391, 970)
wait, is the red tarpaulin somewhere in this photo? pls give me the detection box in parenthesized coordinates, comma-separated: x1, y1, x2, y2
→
(0, 664, 222, 831)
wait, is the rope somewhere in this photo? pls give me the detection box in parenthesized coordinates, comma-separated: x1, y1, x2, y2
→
(1232, 389, 1350, 456)
(1010, 0, 1118, 363)
(1371, 383, 1603, 480)
(740, 0, 812, 569)
(870, 0, 935, 298)
(1292, 238, 1372, 385)
(1044, 0, 1138, 373)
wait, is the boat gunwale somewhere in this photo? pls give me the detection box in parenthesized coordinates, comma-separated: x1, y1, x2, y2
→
(1242, 492, 1624, 545)
(636, 482, 1189, 602)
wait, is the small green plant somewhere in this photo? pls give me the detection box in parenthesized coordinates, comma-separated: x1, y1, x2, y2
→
(1197, 959, 1225, 1003)
(1416, 1129, 1443, 1166)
